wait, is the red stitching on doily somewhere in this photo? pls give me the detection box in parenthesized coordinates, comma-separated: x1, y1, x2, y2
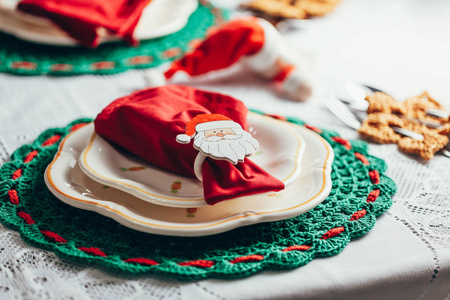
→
(50, 64, 74, 72)
(41, 230, 67, 243)
(17, 211, 35, 224)
(162, 48, 182, 59)
(332, 137, 351, 150)
(12, 169, 22, 180)
(91, 61, 115, 70)
(70, 123, 88, 132)
(11, 61, 37, 70)
(178, 260, 215, 268)
(42, 135, 61, 147)
(128, 56, 153, 65)
(24, 150, 38, 163)
(354, 152, 369, 165)
(8, 190, 19, 205)
(78, 247, 107, 257)
(267, 114, 287, 121)
(320, 227, 345, 240)
(230, 255, 265, 264)
(369, 170, 380, 184)
(304, 124, 322, 134)
(123, 258, 159, 266)
(188, 38, 203, 49)
(350, 209, 367, 221)
(367, 189, 380, 203)
(282, 245, 312, 252)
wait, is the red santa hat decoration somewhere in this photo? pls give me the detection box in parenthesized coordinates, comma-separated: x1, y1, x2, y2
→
(176, 114, 241, 144)
(145, 17, 313, 102)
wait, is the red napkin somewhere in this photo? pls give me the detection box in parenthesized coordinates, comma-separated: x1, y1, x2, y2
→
(18, 0, 151, 47)
(164, 18, 264, 79)
(94, 85, 284, 205)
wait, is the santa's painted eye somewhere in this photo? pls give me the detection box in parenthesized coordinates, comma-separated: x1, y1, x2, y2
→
(220, 130, 223, 132)
(213, 131, 216, 133)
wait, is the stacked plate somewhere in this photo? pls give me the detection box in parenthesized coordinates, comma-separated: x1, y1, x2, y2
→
(0, 0, 198, 46)
(44, 113, 334, 236)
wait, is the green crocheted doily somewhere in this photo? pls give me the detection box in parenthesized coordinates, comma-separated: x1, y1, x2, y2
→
(0, 114, 396, 280)
(0, 1, 226, 76)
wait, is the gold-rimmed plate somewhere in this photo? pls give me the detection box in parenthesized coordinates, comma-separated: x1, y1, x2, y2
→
(44, 117, 334, 237)
(78, 113, 305, 208)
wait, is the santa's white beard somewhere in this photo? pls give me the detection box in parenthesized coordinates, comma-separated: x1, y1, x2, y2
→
(201, 134, 242, 142)
(193, 130, 259, 164)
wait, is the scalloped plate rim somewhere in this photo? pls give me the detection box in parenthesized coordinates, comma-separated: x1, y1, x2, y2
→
(44, 119, 334, 237)
(78, 113, 306, 208)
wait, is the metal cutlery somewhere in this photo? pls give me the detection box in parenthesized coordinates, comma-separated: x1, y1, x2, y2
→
(326, 95, 361, 131)
(327, 95, 450, 159)
(340, 97, 443, 129)
(426, 108, 449, 119)
(345, 82, 450, 120)
(326, 95, 424, 140)
(343, 82, 446, 129)
(393, 115, 443, 129)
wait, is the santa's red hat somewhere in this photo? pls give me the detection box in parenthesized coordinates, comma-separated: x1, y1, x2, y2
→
(145, 17, 312, 102)
(176, 114, 242, 144)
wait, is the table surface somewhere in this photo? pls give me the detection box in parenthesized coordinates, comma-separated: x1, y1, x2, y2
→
(1, 0, 450, 299)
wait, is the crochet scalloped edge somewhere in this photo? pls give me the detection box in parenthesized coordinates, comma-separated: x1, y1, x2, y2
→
(0, 114, 396, 281)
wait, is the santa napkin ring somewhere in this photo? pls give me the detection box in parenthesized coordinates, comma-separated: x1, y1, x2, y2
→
(176, 114, 259, 181)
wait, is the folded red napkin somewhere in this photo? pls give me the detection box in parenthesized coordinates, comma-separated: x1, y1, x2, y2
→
(163, 18, 264, 79)
(146, 17, 312, 102)
(18, 0, 150, 47)
(94, 85, 284, 205)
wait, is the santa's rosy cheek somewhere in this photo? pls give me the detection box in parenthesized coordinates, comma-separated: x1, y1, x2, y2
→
(224, 129, 236, 135)
(204, 128, 236, 137)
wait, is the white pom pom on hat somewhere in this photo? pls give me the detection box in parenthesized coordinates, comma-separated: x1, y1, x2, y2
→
(176, 134, 193, 144)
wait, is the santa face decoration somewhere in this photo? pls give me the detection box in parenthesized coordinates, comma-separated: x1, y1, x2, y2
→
(176, 114, 259, 165)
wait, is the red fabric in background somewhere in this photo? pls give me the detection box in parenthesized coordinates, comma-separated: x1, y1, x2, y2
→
(18, 0, 151, 47)
(164, 18, 264, 79)
(94, 85, 284, 205)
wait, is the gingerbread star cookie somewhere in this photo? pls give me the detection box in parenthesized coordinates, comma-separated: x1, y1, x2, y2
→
(358, 92, 450, 160)
(241, 0, 341, 22)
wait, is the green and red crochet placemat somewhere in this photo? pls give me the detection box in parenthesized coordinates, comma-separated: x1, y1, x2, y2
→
(0, 113, 396, 280)
(0, 1, 226, 76)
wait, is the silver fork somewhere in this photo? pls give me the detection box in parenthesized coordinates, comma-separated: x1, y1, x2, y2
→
(340, 97, 443, 129)
(327, 95, 424, 140)
(345, 82, 450, 155)
(346, 82, 450, 119)
(327, 95, 450, 159)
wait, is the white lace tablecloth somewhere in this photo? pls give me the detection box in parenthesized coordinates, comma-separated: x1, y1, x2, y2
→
(1, 0, 450, 299)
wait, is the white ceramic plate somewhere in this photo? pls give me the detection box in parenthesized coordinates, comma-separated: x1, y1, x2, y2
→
(79, 113, 305, 208)
(44, 118, 334, 237)
(0, 0, 198, 46)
